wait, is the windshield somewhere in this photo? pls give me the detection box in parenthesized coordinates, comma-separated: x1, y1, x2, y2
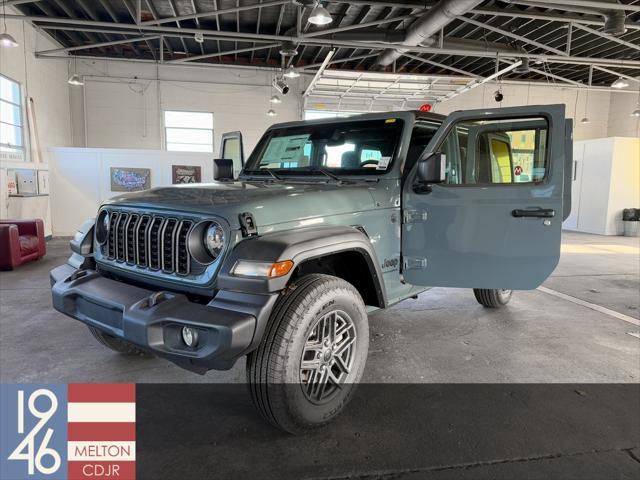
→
(243, 118, 404, 176)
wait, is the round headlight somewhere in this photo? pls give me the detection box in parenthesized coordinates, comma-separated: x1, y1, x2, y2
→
(204, 222, 225, 260)
(96, 210, 110, 244)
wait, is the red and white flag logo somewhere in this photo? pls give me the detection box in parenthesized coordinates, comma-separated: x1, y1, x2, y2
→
(67, 384, 136, 480)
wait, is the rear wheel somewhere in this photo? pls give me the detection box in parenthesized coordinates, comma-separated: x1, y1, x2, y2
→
(246, 274, 369, 434)
(473, 288, 512, 308)
(87, 326, 152, 357)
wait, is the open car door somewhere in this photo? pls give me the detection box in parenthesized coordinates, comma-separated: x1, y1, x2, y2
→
(220, 131, 245, 179)
(402, 104, 569, 290)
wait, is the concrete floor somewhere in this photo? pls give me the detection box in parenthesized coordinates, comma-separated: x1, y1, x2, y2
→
(1, 231, 638, 384)
(1, 231, 639, 479)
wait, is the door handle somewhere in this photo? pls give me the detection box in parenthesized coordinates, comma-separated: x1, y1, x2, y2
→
(512, 208, 555, 218)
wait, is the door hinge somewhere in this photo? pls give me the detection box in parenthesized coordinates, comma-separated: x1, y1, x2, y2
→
(403, 257, 428, 270)
(403, 210, 428, 224)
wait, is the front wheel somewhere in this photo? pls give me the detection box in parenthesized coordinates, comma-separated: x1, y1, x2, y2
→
(473, 288, 512, 308)
(246, 274, 369, 434)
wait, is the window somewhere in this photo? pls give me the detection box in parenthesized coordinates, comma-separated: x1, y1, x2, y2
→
(0, 75, 25, 161)
(245, 119, 404, 175)
(437, 117, 548, 185)
(164, 111, 213, 152)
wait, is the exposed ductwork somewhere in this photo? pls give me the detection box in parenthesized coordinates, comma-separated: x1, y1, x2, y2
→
(375, 0, 485, 67)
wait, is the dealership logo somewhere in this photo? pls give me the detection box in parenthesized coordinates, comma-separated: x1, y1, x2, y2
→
(1, 384, 136, 480)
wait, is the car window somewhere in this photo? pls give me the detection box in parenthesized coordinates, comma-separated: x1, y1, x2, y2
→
(438, 117, 548, 185)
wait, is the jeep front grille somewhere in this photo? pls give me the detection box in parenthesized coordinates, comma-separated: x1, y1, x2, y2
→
(104, 211, 194, 276)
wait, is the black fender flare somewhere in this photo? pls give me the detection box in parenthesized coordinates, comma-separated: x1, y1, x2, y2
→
(217, 225, 387, 308)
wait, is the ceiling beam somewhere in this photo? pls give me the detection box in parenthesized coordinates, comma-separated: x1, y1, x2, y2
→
(140, 0, 290, 26)
(14, 14, 640, 69)
(456, 15, 567, 56)
(401, 53, 479, 78)
(38, 35, 161, 55)
(592, 65, 640, 83)
(571, 23, 640, 53)
(506, 0, 640, 12)
(168, 43, 279, 63)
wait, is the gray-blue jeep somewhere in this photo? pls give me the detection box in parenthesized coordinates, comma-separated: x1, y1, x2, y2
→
(51, 105, 572, 433)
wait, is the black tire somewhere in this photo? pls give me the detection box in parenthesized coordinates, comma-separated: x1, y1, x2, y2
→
(473, 289, 512, 308)
(246, 274, 369, 434)
(87, 326, 152, 357)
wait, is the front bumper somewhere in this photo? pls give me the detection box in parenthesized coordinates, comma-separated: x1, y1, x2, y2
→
(50, 264, 277, 373)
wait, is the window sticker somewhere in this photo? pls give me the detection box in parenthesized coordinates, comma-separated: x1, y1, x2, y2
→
(376, 156, 391, 170)
(261, 135, 310, 165)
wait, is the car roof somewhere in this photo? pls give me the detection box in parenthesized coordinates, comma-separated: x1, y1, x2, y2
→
(268, 110, 445, 131)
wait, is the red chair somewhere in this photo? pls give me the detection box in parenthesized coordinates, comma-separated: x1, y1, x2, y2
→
(0, 219, 47, 270)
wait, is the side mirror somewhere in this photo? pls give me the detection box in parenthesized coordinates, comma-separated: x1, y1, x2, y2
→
(213, 159, 234, 182)
(417, 152, 446, 184)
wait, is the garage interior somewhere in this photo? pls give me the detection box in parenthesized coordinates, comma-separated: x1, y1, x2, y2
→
(1, 0, 639, 478)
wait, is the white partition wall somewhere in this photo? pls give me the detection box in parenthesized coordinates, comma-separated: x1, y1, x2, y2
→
(49, 148, 214, 236)
(564, 137, 640, 236)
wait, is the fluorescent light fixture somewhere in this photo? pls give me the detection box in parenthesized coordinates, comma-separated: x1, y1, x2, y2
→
(308, 3, 332, 26)
(270, 95, 282, 104)
(0, 32, 18, 48)
(283, 66, 300, 79)
(67, 74, 84, 86)
(267, 109, 277, 117)
(611, 77, 630, 89)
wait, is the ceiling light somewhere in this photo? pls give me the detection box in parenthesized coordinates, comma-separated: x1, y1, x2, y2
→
(267, 109, 277, 117)
(270, 95, 282, 104)
(580, 117, 590, 125)
(611, 77, 630, 89)
(632, 108, 640, 118)
(0, 32, 18, 48)
(308, 3, 332, 26)
(194, 32, 204, 44)
(67, 74, 84, 86)
(283, 66, 300, 79)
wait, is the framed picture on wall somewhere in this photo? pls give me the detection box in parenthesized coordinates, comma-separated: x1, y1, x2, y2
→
(37, 170, 50, 195)
(110, 167, 151, 192)
(172, 165, 202, 184)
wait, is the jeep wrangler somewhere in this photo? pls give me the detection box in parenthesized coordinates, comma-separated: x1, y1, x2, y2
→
(51, 105, 572, 433)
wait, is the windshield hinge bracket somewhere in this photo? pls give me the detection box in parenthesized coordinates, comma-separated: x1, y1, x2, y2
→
(403, 210, 428, 224)
(403, 257, 428, 270)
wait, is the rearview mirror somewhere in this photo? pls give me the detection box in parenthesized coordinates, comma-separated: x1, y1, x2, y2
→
(417, 152, 446, 183)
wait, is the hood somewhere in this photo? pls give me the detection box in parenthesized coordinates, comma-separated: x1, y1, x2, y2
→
(105, 180, 377, 229)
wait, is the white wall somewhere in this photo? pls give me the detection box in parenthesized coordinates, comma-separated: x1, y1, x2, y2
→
(0, 13, 72, 236)
(49, 147, 215, 236)
(607, 90, 640, 138)
(72, 59, 303, 156)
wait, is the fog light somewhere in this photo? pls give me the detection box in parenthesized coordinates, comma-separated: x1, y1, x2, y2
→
(181, 327, 198, 348)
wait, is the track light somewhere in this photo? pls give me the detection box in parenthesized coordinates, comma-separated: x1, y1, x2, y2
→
(267, 109, 277, 117)
(272, 78, 289, 95)
(308, 2, 332, 26)
(270, 95, 282, 104)
(283, 66, 300, 79)
(0, 32, 18, 48)
(611, 77, 630, 89)
(67, 74, 84, 86)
